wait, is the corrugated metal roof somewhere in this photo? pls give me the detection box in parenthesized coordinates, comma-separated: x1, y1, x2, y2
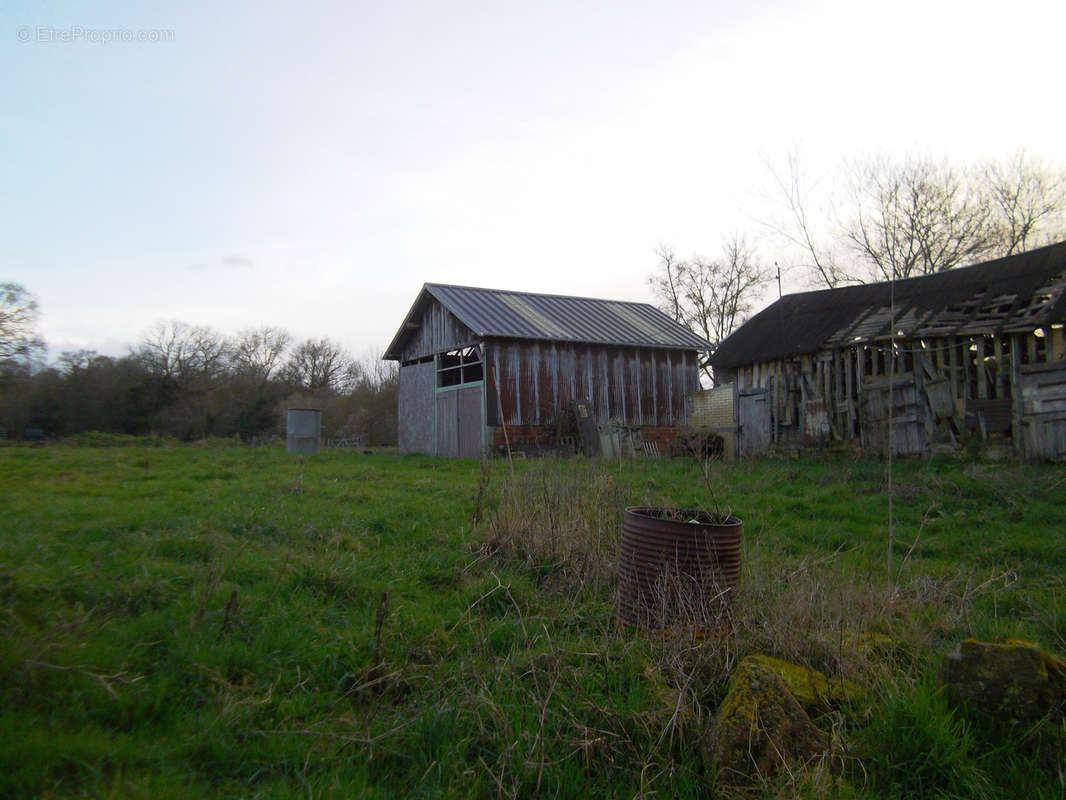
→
(710, 240, 1066, 370)
(384, 283, 711, 359)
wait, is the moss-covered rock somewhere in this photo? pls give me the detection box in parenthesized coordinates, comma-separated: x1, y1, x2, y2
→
(1006, 638, 1066, 699)
(942, 638, 1066, 721)
(709, 655, 828, 785)
(747, 653, 859, 709)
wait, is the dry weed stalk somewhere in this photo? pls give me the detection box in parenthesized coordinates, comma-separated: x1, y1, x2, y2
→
(21, 659, 143, 700)
(476, 459, 631, 600)
(468, 457, 492, 539)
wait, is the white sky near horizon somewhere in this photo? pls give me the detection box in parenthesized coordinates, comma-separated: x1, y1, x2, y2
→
(3, 0, 1066, 362)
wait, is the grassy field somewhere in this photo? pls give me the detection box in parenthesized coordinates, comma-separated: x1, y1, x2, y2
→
(1, 441, 1064, 798)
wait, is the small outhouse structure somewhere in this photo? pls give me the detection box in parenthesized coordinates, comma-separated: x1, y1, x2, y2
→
(384, 283, 712, 457)
(706, 241, 1066, 460)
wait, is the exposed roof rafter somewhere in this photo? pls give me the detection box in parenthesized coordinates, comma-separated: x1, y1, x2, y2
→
(711, 241, 1066, 369)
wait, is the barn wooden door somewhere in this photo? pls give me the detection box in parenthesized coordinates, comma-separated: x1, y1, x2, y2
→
(737, 389, 771, 457)
(436, 384, 484, 458)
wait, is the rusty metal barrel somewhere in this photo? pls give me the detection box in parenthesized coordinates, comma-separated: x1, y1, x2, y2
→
(617, 507, 742, 630)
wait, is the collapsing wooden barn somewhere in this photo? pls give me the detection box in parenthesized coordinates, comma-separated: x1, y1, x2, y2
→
(706, 241, 1066, 460)
(383, 284, 712, 457)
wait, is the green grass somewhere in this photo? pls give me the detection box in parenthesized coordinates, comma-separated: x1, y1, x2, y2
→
(1, 443, 1063, 798)
(857, 677, 992, 799)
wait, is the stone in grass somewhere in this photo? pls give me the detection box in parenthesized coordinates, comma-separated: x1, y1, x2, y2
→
(747, 653, 859, 709)
(710, 655, 828, 785)
(1004, 638, 1066, 699)
(942, 638, 1066, 722)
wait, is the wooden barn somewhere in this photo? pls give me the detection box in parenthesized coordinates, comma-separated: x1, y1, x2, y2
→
(384, 284, 712, 457)
(706, 241, 1066, 460)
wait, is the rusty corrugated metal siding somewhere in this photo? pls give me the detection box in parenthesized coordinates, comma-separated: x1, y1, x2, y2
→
(485, 339, 697, 427)
(617, 508, 742, 629)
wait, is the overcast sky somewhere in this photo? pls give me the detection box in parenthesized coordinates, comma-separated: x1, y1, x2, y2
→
(4, 0, 1066, 361)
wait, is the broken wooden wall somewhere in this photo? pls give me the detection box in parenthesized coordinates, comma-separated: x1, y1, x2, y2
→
(1018, 362, 1066, 459)
(730, 326, 1066, 459)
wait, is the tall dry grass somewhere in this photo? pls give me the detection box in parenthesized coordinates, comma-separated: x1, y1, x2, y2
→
(475, 458, 634, 601)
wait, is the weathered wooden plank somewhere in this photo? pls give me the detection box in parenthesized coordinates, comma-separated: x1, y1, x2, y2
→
(862, 371, 916, 390)
(397, 361, 437, 454)
(976, 337, 988, 400)
(994, 337, 1005, 398)
(1010, 334, 1023, 454)
(1052, 327, 1066, 361)
(948, 337, 960, 401)
(401, 300, 479, 362)
(1020, 361, 1066, 375)
(435, 391, 458, 456)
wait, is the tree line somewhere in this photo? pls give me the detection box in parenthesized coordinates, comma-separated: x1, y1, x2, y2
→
(649, 150, 1066, 382)
(5, 150, 1064, 419)
(0, 298, 397, 444)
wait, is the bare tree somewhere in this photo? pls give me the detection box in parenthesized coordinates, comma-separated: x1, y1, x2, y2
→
(281, 337, 353, 394)
(327, 351, 400, 444)
(647, 244, 687, 322)
(717, 235, 772, 340)
(130, 320, 234, 439)
(766, 149, 1066, 287)
(231, 326, 291, 384)
(349, 350, 398, 392)
(649, 235, 771, 381)
(0, 282, 45, 366)
(57, 350, 108, 376)
(763, 148, 853, 287)
(985, 150, 1066, 255)
(844, 155, 996, 281)
(134, 320, 232, 386)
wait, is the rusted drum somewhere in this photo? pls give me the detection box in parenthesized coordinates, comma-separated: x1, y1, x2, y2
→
(617, 507, 742, 630)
